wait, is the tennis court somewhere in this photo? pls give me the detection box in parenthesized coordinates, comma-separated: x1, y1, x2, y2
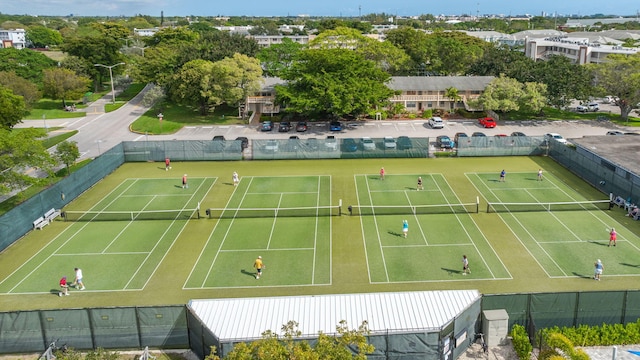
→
(468, 171, 640, 279)
(184, 175, 333, 289)
(0, 177, 213, 294)
(354, 173, 511, 283)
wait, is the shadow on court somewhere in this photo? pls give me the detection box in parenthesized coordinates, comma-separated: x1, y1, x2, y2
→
(441, 267, 462, 276)
(388, 231, 404, 237)
(572, 272, 594, 279)
(587, 241, 609, 247)
(621, 262, 640, 268)
(241, 269, 257, 278)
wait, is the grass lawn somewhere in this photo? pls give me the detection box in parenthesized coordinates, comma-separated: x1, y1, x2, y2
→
(130, 102, 246, 134)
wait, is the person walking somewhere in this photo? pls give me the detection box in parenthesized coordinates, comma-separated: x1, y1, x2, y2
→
(537, 169, 543, 181)
(71, 267, 85, 290)
(254, 256, 265, 279)
(594, 259, 604, 280)
(499, 170, 506, 182)
(380, 167, 385, 181)
(609, 228, 617, 247)
(182, 174, 188, 189)
(462, 255, 470, 275)
(402, 219, 409, 238)
(417, 176, 423, 191)
(59, 276, 69, 296)
(232, 171, 239, 186)
(165, 157, 171, 171)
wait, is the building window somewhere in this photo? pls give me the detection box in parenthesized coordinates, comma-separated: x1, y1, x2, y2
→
(406, 102, 416, 108)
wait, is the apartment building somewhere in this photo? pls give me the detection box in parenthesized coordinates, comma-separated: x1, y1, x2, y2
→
(0, 28, 26, 49)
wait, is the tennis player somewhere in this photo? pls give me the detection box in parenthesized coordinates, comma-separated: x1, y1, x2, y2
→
(71, 267, 85, 290)
(254, 256, 265, 279)
(165, 157, 171, 171)
(59, 276, 69, 296)
(417, 177, 423, 191)
(609, 228, 617, 247)
(537, 169, 543, 181)
(232, 171, 239, 186)
(499, 170, 506, 182)
(462, 255, 470, 275)
(594, 259, 604, 280)
(402, 220, 408, 238)
(380, 167, 385, 180)
(182, 174, 188, 189)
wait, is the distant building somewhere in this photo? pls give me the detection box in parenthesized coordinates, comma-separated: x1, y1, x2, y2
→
(252, 35, 312, 48)
(0, 28, 26, 49)
(133, 28, 160, 37)
(524, 35, 640, 64)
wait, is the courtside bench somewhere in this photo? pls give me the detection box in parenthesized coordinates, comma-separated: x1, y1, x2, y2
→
(33, 216, 49, 230)
(45, 208, 61, 222)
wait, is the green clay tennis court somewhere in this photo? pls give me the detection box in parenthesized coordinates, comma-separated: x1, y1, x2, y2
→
(0, 157, 639, 305)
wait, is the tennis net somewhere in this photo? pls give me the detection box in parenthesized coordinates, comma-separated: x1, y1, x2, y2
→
(347, 202, 479, 216)
(486, 200, 611, 213)
(62, 208, 200, 221)
(205, 205, 339, 219)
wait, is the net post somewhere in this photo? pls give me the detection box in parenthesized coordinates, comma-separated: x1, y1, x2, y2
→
(476, 196, 479, 213)
(339, 199, 342, 216)
(486, 203, 491, 213)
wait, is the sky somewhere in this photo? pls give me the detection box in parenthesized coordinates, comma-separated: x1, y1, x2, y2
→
(2, 0, 640, 18)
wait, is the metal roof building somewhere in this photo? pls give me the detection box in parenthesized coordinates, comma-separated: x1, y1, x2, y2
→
(187, 290, 482, 359)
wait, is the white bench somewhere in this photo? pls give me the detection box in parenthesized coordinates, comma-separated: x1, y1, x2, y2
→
(33, 216, 49, 230)
(45, 208, 61, 222)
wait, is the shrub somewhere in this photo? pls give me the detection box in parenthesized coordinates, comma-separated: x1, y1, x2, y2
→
(511, 324, 533, 360)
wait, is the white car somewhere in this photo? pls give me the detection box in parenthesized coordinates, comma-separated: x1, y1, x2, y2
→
(264, 139, 279, 152)
(361, 137, 376, 150)
(545, 133, 567, 144)
(428, 117, 444, 129)
(324, 135, 338, 151)
(383, 136, 397, 149)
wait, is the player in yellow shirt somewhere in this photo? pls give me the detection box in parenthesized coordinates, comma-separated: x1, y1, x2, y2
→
(254, 256, 265, 279)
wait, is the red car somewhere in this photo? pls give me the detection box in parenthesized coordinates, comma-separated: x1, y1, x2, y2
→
(478, 117, 497, 128)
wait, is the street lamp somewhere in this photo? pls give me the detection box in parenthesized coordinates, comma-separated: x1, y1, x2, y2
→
(94, 62, 125, 104)
(130, 46, 147, 57)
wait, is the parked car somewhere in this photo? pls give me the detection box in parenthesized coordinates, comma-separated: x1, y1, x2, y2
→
(436, 135, 453, 149)
(286, 136, 299, 151)
(472, 132, 486, 137)
(606, 131, 624, 136)
(545, 133, 567, 144)
(263, 139, 279, 152)
(577, 103, 599, 112)
(510, 132, 526, 137)
(296, 121, 308, 132)
(428, 116, 444, 129)
(278, 121, 291, 132)
(235, 137, 249, 150)
(342, 138, 358, 152)
(212, 135, 225, 152)
(397, 136, 413, 150)
(325, 135, 338, 151)
(212, 135, 225, 141)
(478, 117, 497, 128)
(454, 132, 468, 142)
(329, 121, 343, 131)
(383, 136, 397, 149)
(494, 134, 508, 137)
(306, 137, 319, 150)
(361, 137, 376, 150)
(261, 121, 273, 132)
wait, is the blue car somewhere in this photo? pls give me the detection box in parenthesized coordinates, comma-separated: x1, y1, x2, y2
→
(261, 121, 273, 132)
(342, 138, 358, 152)
(330, 121, 342, 132)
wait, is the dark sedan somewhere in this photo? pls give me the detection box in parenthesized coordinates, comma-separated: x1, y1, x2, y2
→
(278, 121, 291, 132)
(261, 121, 273, 132)
(296, 121, 308, 132)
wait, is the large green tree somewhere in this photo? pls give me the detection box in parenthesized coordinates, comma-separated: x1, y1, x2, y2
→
(474, 75, 546, 114)
(169, 59, 217, 115)
(468, 44, 536, 81)
(210, 54, 263, 111)
(310, 27, 412, 75)
(423, 31, 488, 75)
(0, 85, 26, 129)
(533, 55, 592, 109)
(591, 53, 640, 121)
(26, 26, 63, 48)
(0, 128, 55, 195)
(275, 48, 396, 119)
(0, 48, 56, 83)
(42, 68, 91, 107)
(257, 37, 305, 77)
(55, 140, 80, 176)
(0, 71, 41, 108)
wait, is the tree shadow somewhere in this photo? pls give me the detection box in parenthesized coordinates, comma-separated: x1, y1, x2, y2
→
(572, 272, 594, 280)
(241, 269, 257, 278)
(442, 267, 462, 276)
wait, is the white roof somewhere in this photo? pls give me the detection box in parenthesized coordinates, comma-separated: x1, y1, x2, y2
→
(188, 290, 481, 341)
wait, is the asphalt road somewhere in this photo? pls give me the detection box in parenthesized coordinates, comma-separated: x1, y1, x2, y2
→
(16, 90, 635, 160)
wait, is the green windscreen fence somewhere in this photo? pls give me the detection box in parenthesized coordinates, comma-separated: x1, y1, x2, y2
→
(457, 136, 546, 156)
(123, 140, 243, 161)
(0, 144, 125, 253)
(0, 306, 188, 354)
(482, 290, 640, 338)
(251, 137, 430, 159)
